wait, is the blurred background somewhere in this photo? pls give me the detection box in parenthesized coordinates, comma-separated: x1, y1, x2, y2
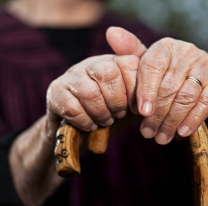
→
(1, 0, 208, 51)
(109, 0, 208, 51)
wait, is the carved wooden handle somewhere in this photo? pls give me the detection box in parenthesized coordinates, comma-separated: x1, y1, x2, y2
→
(54, 120, 81, 177)
(55, 120, 111, 177)
(190, 121, 208, 206)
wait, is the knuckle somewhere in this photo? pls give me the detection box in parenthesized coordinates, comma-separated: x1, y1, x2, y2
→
(94, 114, 111, 123)
(47, 80, 57, 97)
(60, 101, 83, 118)
(175, 91, 198, 106)
(73, 120, 92, 131)
(144, 114, 163, 126)
(199, 50, 208, 57)
(142, 58, 167, 74)
(123, 55, 140, 71)
(46, 87, 53, 106)
(186, 42, 197, 51)
(180, 42, 198, 57)
(46, 80, 61, 109)
(162, 119, 178, 129)
(79, 119, 92, 129)
(87, 104, 111, 122)
(89, 62, 120, 83)
(199, 93, 208, 106)
(158, 37, 174, 50)
(159, 83, 178, 99)
(193, 50, 208, 65)
(101, 65, 120, 83)
(80, 83, 102, 102)
(160, 37, 173, 46)
(47, 78, 84, 118)
(141, 84, 158, 93)
(115, 98, 127, 109)
(161, 37, 174, 43)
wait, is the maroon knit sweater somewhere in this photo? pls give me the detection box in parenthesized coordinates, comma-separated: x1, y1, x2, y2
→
(0, 7, 192, 206)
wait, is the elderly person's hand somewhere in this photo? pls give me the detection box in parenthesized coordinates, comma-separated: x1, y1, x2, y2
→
(108, 27, 208, 145)
(137, 38, 208, 145)
(46, 54, 140, 138)
(46, 28, 147, 138)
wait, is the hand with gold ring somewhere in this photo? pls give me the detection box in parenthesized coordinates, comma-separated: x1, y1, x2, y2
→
(135, 38, 208, 145)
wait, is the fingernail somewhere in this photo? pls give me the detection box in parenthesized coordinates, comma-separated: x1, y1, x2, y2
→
(179, 125, 190, 136)
(155, 132, 168, 145)
(114, 110, 127, 119)
(141, 127, 154, 139)
(104, 117, 115, 126)
(90, 124, 98, 131)
(142, 101, 153, 116)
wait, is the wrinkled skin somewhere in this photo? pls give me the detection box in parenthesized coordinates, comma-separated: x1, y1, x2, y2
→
(47, 27, 208, 146)
(47, 54, 140, 132)
(46, 27, 146, 140)
(137, 38, 208, 145)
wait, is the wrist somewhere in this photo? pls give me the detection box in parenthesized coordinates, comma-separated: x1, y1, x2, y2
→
(9, 115, 63, 205)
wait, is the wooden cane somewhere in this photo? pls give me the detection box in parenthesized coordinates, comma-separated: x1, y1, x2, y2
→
(189, 121, 208, 206)
(54, 119, 111, 177)
(55, 119, 208, 205)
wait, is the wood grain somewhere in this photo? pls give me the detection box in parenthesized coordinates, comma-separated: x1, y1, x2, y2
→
(54, 120, 81, 177)
(88, 126, 111, 154)
(55, 120, 111, 177)
(190, 121, 208, 206)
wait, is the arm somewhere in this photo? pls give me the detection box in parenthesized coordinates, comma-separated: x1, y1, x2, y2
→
(9, 116, 64, 206)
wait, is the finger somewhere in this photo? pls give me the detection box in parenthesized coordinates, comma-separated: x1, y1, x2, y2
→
(106, 26, 147, 57)
(86, 56, 127, 118)
(178, 85, 208, 137)
(64, 72, 114, 126)
(47, 83, 97, 132)
(155, 78, 202, 145)
(115, 55, 140, 114)
(137, 39, 204, 118)
(153, 48, 207, 142)
(137, 38, 172, 117)
(140, 41, 204, 138)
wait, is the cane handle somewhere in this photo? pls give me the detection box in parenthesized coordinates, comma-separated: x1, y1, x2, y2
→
(55, 120, 111, 177)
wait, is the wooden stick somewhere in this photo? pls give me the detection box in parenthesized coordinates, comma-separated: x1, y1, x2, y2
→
(190, 121, 208, 206)
(55, 120, 111, 177)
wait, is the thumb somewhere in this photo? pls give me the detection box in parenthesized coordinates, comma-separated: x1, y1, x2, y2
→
(106, 26, 146, 57)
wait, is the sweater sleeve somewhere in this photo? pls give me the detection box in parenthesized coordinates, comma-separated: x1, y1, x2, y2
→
(0, 131, 70, 206)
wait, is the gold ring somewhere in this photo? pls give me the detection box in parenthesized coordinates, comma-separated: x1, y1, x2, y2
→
(186, 76, 202, 87)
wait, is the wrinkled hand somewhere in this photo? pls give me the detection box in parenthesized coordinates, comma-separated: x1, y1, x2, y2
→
(137, 38, 208, 145)
(46, 27, 147, 139)
(46, 54, 141, 138)
(107, 27, 208, 145)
